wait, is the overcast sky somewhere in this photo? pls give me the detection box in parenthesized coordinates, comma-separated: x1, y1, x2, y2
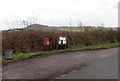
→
(0, 0, 119, 30)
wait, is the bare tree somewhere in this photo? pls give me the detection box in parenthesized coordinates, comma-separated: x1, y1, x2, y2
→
(4, 19, 10, 29)
(22, 20, 29, 28)
(77, 22, 82, 27)
(69, 18, 72, 27)
(100, 23, 104, 27)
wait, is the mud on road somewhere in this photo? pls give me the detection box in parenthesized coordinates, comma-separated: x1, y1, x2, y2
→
(2, 47, 119, 79)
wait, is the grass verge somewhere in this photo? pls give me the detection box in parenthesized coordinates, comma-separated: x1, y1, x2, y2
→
(2, 43, 120, 63)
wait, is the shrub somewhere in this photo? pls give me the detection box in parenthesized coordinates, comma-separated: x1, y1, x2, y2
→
(2, 29, 120, 54)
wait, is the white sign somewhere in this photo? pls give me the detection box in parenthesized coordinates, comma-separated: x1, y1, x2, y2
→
(58, 37, 67, 44)
(59, 37, 66, 41)
(63, 40, 66, 44)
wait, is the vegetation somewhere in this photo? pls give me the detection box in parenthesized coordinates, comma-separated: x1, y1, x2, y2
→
(2, 28, 120, 54)
(2, 43, 120, 63)
(2, 25, 120, 63)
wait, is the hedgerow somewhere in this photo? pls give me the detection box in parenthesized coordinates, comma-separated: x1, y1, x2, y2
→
(2, 29, 120, 54)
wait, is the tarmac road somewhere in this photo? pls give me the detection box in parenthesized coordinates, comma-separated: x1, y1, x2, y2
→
(2, 47, 119, 79)
(58, 53, 118, 79)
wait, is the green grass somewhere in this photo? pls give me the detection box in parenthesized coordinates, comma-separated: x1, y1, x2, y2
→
(2, 43, 120, 63)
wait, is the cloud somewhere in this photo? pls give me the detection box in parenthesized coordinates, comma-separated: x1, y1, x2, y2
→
(0, 0, 119, 30)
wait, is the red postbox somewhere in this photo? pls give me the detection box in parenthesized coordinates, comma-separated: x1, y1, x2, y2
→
(44, 37, 50, 46)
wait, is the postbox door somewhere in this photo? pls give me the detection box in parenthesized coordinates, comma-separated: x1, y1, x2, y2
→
(44, 38, 50, 46)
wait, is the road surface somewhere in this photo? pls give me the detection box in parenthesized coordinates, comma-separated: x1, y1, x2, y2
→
(58, 53, 118, 79)
(2, 47, 119, 79)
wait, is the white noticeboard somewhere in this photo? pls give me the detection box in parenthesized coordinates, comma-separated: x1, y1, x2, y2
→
(63, 40, 66, 44)
(58, 37, 67, 44)
(59, 37, 66, 41)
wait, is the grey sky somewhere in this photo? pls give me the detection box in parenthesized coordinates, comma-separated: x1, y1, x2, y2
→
(0, 0, 119, 30)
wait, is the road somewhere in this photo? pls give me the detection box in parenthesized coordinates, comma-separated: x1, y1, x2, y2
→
(2, 47, 119, 79)
(58, 53, 118, 79)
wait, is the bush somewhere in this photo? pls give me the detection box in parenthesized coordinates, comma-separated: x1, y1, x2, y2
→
(2, 29, 120, 54)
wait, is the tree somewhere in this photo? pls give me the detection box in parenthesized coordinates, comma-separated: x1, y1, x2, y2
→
(100, 23, 104, 27)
